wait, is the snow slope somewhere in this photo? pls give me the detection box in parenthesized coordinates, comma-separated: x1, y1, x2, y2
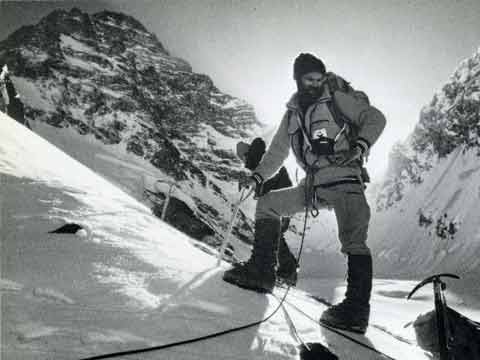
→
(0, 113, 453, 359)
(368, 47, 480, 304)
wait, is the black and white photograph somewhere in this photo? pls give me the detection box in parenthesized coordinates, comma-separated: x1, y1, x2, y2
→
(1, 1, 480, 359)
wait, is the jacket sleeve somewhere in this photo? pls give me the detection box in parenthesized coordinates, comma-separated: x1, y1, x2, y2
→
(253, 111, 291, 182)
(334, 91, 386, 152)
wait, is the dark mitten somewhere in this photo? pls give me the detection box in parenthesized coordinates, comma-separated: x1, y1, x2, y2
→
(245, 137, 266, 170)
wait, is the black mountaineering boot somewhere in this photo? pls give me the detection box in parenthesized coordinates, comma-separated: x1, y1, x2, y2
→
(319, 254, 373, 334)
(223, 218, 280, 293)
(276, 235, 298, 286)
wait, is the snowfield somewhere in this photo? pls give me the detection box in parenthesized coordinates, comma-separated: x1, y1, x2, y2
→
(3, 113, 479, 359)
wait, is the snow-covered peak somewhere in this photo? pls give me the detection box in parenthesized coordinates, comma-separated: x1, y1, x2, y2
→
(0, 7, 264, 257)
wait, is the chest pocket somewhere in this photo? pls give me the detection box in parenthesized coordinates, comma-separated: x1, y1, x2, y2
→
(305, 102, 345, 155)
(286, 102, 352, 169)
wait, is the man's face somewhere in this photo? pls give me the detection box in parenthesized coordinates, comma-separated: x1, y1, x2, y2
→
(299, 71, 327, 97)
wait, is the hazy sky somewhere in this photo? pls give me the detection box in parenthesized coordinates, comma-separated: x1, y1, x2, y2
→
(1, 1, 480, 179)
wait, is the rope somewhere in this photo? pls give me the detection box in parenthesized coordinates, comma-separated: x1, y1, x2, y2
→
(281, 297, 397, 360)
(77, 166, 326, 360)
(78, 186, 288, 360)
(216, 187, 254, 265)
(274, 202, 312, 352)
(78, 285, 293, 360)
(277, 293, 311, 352)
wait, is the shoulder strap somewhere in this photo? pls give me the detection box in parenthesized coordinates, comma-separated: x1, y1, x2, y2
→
(325, 74, 361, 146)
(326, 73, 368, 132)
(288, 108, 313, 150)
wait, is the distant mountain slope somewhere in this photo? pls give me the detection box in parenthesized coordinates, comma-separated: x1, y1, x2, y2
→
(0, 7, 263, 252)
(370, 47, 480, 299)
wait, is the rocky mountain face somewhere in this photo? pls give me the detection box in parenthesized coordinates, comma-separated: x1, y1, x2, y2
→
(370, 47, 480, 299)
(0, 8, 263, 250)
(376, 48, 480, 212)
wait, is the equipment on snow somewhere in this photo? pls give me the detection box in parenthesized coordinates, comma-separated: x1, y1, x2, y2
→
(413, 306, 480, 360)
(320, 254, 372, 334)
(48, 223, 84, 234)
(299, 342, 338, 360)
(408, 273, 464, 360)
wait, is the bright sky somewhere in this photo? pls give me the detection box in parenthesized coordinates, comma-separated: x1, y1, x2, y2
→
(1, 0, 480, 179)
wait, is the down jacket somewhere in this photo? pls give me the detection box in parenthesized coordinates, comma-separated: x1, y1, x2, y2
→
(254, 84, 386, 186)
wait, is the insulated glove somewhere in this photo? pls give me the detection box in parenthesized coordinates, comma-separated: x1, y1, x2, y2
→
(236, 138, 266, 170)
(238, 173, 264, 198)
(245, 138, 266, 170)
(337, 142, 369, 166)
(338, 145, 363, 166)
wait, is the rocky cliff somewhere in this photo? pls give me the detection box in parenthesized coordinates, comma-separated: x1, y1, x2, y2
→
(0, 8, 264, 252)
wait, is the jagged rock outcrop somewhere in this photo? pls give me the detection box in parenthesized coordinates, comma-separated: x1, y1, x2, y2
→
(0, 8, 263, 249)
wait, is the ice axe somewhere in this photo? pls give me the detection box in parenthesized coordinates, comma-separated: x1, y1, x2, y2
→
(407, 273, 460, 360)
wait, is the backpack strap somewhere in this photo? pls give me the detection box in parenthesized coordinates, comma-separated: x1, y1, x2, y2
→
(290, 108, 313, 151)
(325, 73, 363, 144)
(326, 74, 351, 128)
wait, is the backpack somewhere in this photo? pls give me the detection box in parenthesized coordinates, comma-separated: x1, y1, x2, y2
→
(328, 74, 371, 183)
(325, 72, 370, 146)
(414, 306, 480, 359)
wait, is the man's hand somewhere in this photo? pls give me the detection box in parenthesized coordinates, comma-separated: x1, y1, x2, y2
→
(337, 145, 364, 166)
(238, 174, 256, 191)
(238, 173, 264, 198)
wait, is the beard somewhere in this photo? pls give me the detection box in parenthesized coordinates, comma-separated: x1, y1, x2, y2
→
(296, 81, 326, 114)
